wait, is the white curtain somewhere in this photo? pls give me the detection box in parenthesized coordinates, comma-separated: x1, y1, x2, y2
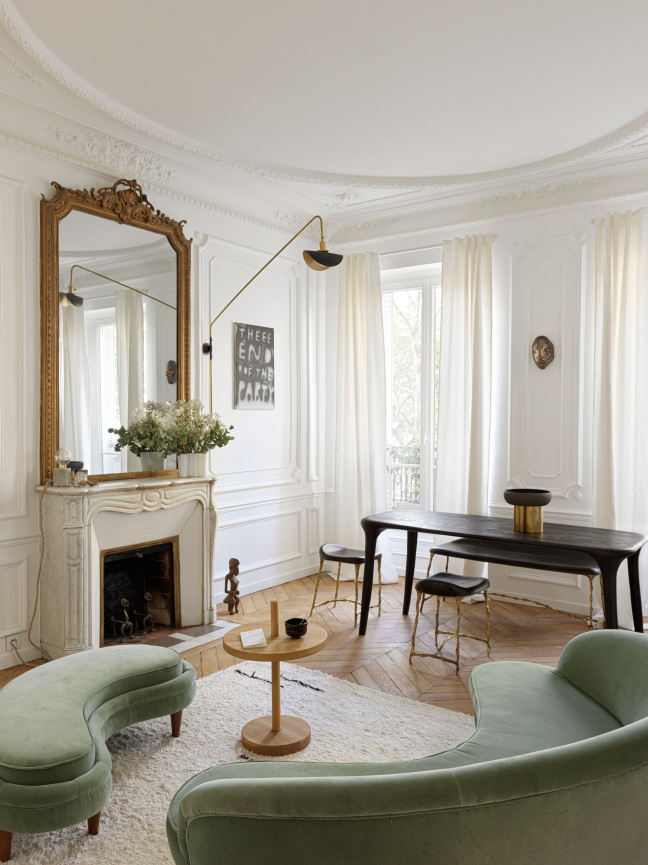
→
(435, 234, 492, 576)
(115, 290, 145, 472)
(594, 209, 648, 628)
(60, 305, 92, 470)
(332, 253, 397, 584)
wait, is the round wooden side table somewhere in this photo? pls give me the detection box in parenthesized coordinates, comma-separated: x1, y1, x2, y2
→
(222, 601, 327, 756)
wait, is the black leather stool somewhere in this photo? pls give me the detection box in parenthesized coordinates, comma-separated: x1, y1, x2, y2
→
(409, 570, 491, 674)
(309, 544, 382, 627)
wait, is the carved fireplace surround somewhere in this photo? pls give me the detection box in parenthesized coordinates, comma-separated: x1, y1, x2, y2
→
(38, 477, 217, 659)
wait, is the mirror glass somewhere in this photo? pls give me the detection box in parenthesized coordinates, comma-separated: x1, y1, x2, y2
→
(58, 210, 178, 475)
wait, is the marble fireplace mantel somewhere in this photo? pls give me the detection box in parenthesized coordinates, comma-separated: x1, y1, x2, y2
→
(37, 477, 217, 659)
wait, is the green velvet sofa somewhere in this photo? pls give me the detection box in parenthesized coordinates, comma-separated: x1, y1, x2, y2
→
(167, 629, 648, 865)
(0, 644, 196, 862)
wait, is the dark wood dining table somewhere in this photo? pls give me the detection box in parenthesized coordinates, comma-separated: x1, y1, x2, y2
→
(359, 509, 647, 635)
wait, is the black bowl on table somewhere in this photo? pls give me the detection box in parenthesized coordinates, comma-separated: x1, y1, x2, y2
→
(503, 488, 552, 507)
(285, 618, 308, 639)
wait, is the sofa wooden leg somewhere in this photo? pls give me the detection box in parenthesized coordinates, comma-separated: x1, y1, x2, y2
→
(0, 829, 12, 862)
(171, 710, 183, 738)
(87, 812, 101, 835)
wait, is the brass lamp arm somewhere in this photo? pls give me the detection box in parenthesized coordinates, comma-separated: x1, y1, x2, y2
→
(207, 215, 324, 333)
(203, 214, 339, 412)
(69, 264, 177, 310)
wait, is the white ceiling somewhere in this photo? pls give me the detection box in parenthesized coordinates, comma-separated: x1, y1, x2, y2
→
(10, 0, 648, 182)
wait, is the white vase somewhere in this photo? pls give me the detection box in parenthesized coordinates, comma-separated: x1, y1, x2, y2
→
(177, 454, 191, 478)
(140, 452, 164, 471)
(193, 453, 209, 477)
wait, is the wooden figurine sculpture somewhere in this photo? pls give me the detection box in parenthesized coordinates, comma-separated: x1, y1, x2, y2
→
(223, 558, 241, 615)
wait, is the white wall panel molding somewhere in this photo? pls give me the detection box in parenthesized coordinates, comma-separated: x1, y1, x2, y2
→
(198, 237, 301, 493)
(213, 508, 304, 594)
(507, 569, 581, 589)
(488, 503, 592, 525)
(508, 232, 586, 505)
(0, 176, 27, 521)
(307, 506, 320, 555)
(0, 533, 39, 548)
(214, 490, 327, 515)
(0, 554, 28, 638)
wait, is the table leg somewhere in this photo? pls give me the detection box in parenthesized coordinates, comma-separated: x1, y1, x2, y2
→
(402, 531, 418, 615)
(598, 558, 619, 630)
(271, 660, 281, 731)
(359, 528, 378, 635)
(627, 552, 644, 633)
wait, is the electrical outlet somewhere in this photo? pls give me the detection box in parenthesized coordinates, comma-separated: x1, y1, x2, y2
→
(5, 634, 20, 652)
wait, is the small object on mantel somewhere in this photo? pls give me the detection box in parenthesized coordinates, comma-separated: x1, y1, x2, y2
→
(504, 488, 552, 533)
(223, 557, 241, 615)
(52, 468, 71, 487)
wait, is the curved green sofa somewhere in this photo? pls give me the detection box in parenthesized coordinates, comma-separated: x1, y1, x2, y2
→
(0, 644, 196, 861)
(167, 630, 648, 865)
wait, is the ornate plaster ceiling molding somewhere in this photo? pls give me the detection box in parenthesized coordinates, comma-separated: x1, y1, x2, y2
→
(0, 125, 291, 238)
(0, 43, 52, 88)
(478, 177, 601, 209)
(329, 217, 400, 246)
(4, 0, 648, 199)
(47, 127, 177, 184)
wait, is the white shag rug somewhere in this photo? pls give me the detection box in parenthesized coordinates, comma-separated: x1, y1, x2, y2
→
(10, 661, 474, 865)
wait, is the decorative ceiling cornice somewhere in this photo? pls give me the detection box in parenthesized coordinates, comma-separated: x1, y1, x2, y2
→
(0, 126, 294, 238)
(47, 127, 177, 184)
(3, 0, 648, 200)
(477, 176, 601, 209)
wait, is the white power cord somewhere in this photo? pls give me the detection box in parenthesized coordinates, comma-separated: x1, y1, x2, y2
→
(10, 483, 52, 668)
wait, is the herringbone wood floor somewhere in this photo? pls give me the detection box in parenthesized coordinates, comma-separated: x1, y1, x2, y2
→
(190, 573, 592, 715)
(0, 574, 594, 715)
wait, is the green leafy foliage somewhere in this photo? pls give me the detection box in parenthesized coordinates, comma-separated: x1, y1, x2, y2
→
(108, 400, 234, 457)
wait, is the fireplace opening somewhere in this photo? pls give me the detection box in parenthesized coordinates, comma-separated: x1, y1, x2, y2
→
(101, 537, 180, 646)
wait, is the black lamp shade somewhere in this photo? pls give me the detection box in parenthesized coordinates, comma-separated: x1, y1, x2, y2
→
(59, 291, 84, 307)
(303, 249, 343, 271)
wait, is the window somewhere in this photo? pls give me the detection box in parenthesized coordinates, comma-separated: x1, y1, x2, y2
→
(381, 262, 441, 510)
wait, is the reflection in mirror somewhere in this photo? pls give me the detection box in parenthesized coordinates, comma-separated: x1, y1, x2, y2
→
(58, 211, 177, 475)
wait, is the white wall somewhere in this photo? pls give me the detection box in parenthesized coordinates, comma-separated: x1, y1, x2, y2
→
(0, 144, 328, 670)
(329, 194, 648, 619)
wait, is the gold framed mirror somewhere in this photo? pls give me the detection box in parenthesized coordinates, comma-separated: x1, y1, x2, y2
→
(40, 179, 191, 483)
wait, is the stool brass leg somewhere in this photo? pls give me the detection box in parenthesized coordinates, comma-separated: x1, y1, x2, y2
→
(455, 598, 462, 675)
(409, 591, 423, 664)
(484, 589, 491, 656)
(333, 563, 342, 608)
(445, 556, 449, 572)
(435, 597, 441, 645)
(353, 563, 360, 627)
(377, 558, 382, 616)
(588, 575, 594, 629)
(421, 553, 433, 612)
(309, 559, 325, 617)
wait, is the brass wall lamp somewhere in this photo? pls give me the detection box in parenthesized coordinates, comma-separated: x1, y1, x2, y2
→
(59, 264, 177, 310)
(202, 215, 343, 411)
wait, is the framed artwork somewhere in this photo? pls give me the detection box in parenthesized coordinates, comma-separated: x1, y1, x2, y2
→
(234, 322, 275, 409)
